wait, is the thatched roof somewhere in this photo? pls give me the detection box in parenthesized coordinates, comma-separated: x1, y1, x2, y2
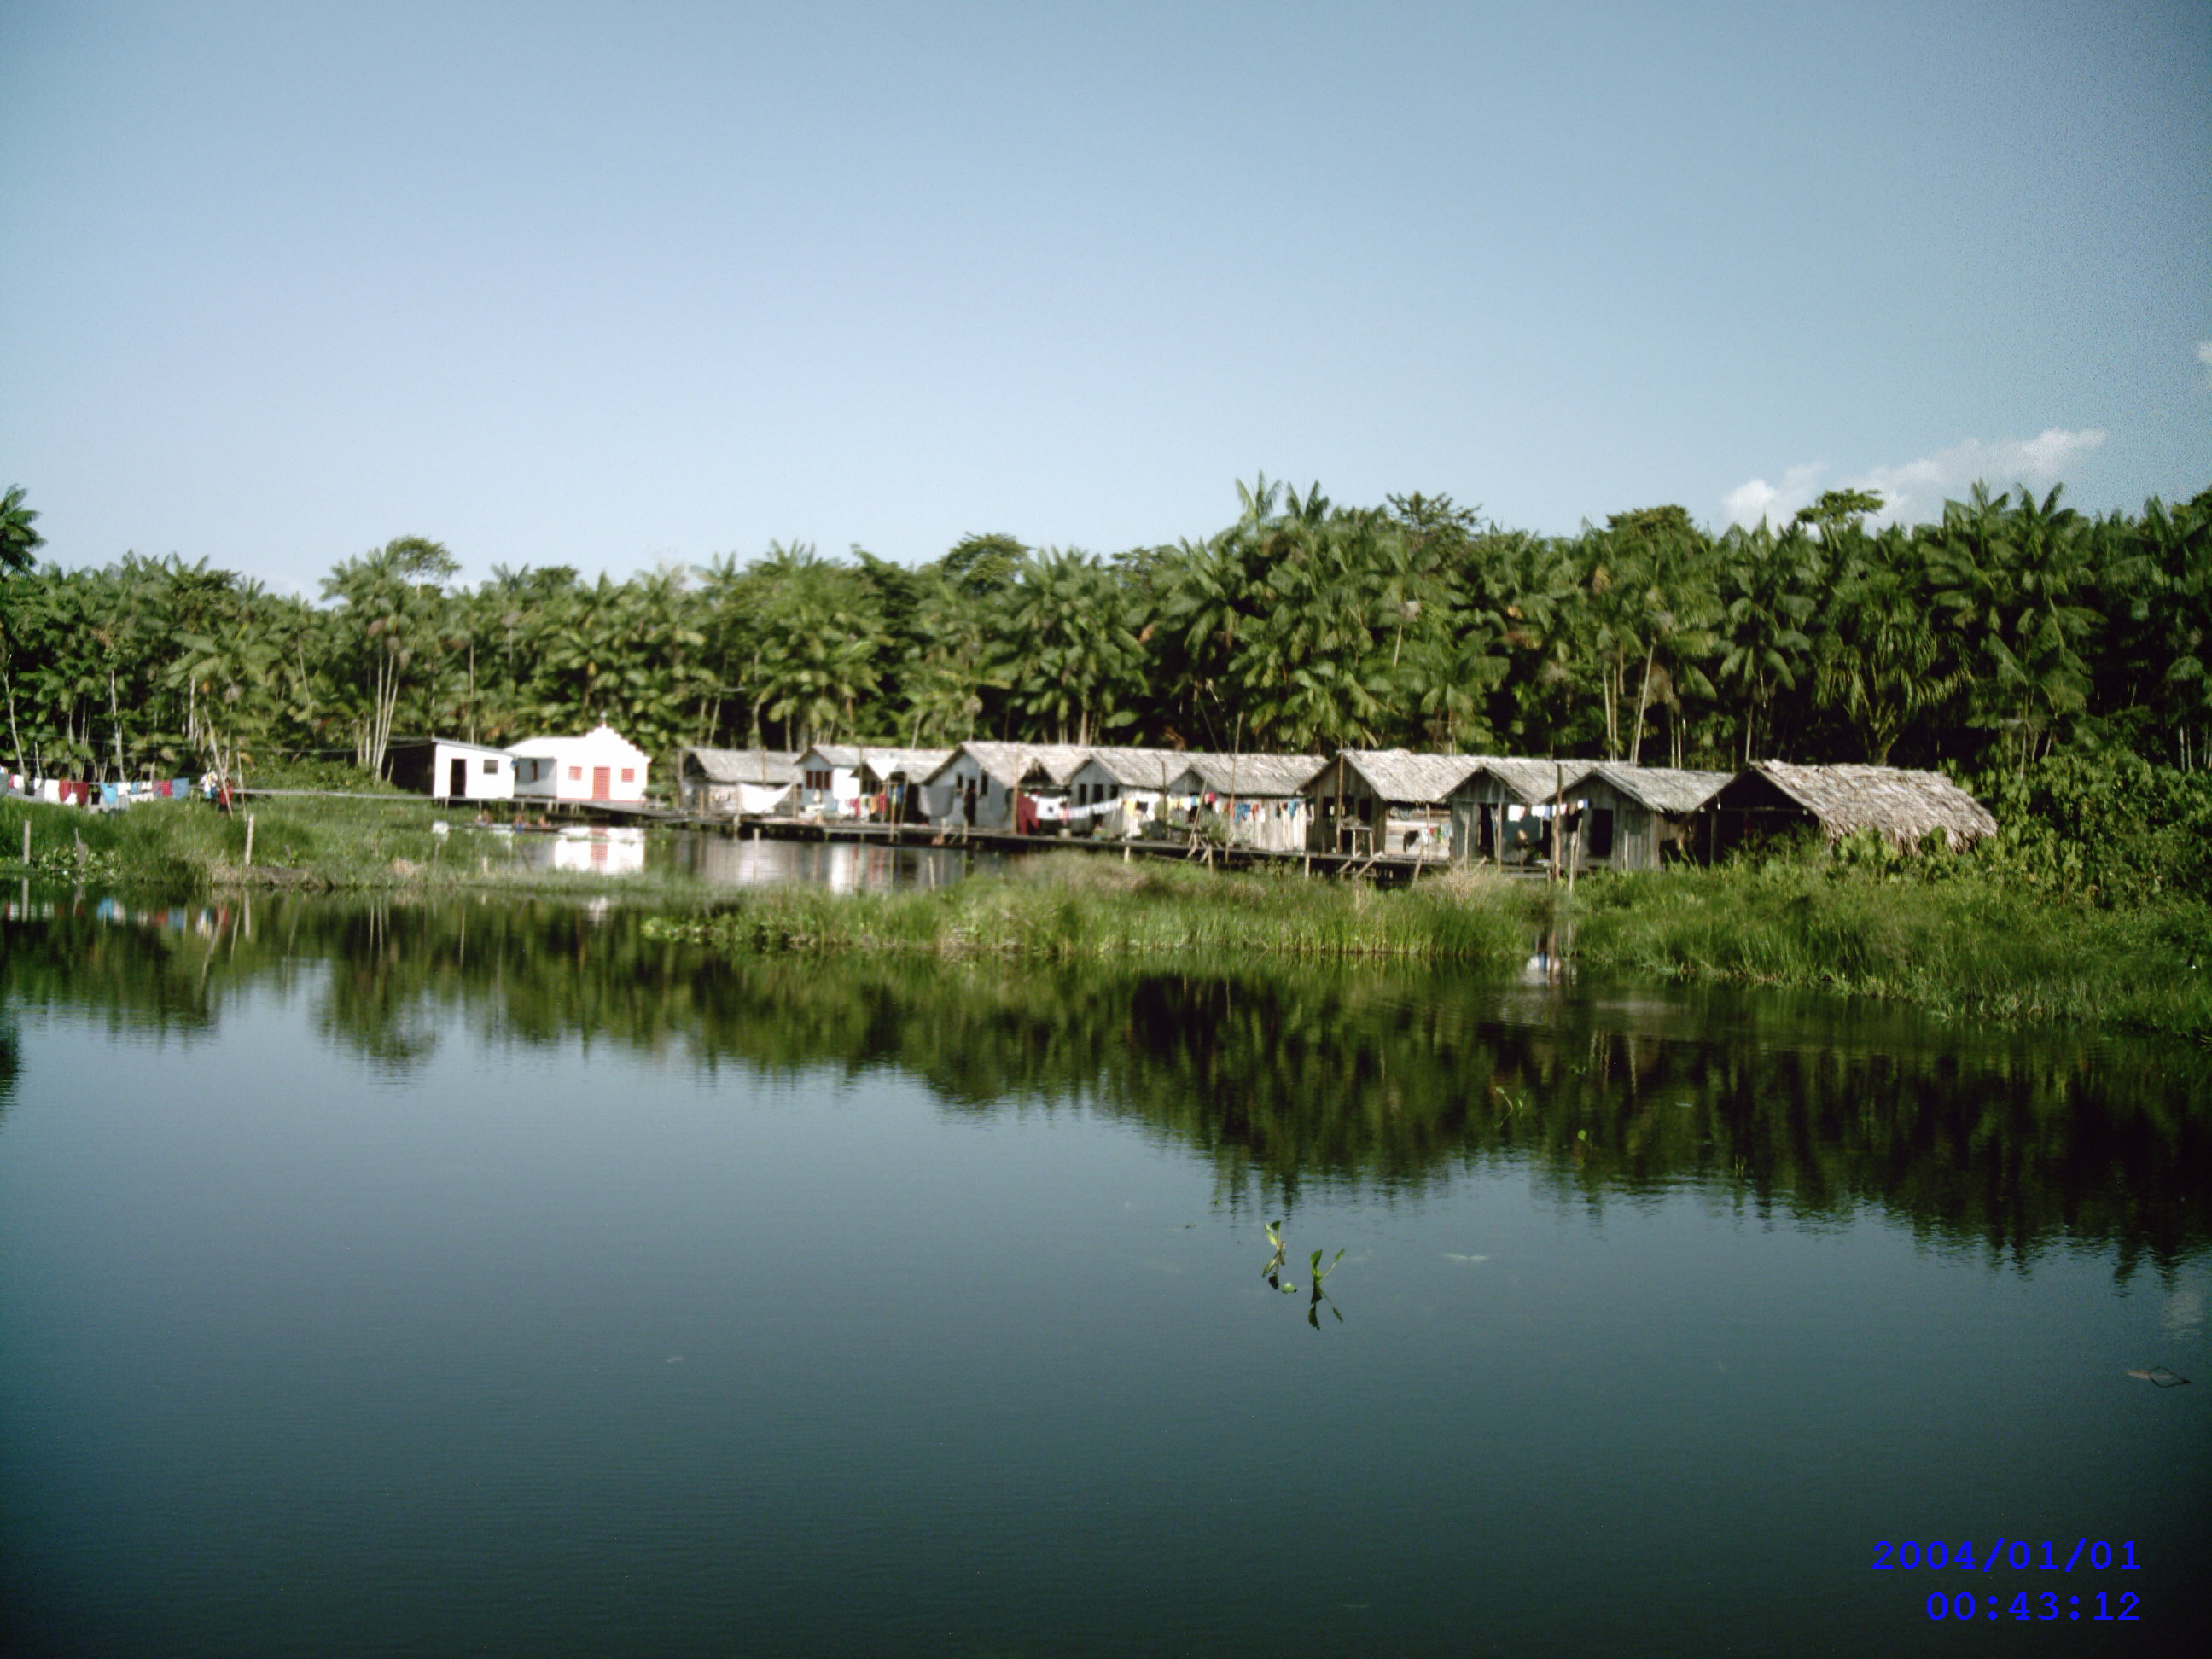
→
(681, 747, 801, 784)
(1078, 747, 1199, 789)
(854, 747, 952, 784)
(1588, 763, 1732, 815)
(1327, 749, 1486, 804)
(1167, 752, 1328, 796)
(932, 742, 1092, 789)
(1456, 756, 1599, 804)
(1740, 761, 1996, 850)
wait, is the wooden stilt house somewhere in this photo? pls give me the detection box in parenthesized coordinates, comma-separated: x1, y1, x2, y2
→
(1569, 764, 1734, 870)
(1301, 751, 1485, 857)
(1447, 759, 1598, 869)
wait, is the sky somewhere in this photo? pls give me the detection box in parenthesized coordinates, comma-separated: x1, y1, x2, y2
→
(3, 0, 2208, 592)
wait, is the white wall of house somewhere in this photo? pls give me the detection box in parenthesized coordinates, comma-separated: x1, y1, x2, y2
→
(925, 751, 1013, 830)
(796, 748, 864, 817)
(422, 741, 515, 802)
(508, 724, 651, 803)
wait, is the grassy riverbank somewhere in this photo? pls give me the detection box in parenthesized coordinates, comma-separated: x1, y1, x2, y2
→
(0, 794, 702, 899)
(641, 849, 2212, 1039)
(642, 853, 1535, 961)
(9, 793, 2209, 1038)
(1567, 865, 2212, 1039)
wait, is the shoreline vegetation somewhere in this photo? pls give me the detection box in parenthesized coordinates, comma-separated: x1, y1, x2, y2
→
(7, 764, 2211, 1041)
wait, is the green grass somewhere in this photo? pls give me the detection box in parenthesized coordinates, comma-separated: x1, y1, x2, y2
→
(0, 794, 704, 900)
(643, 851, 1539, 963)
(1567, 864, 2212, 1039)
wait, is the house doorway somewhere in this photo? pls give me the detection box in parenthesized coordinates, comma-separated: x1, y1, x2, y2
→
(448, 758, 467, 799)
(592, 766, 611, 800)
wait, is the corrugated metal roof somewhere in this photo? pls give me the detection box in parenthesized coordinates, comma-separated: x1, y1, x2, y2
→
(1743, 762, 1997, 850)
(1167, 752, 1328, 795)
(931, 742, 1093, 789)
(681, 747, 802, 785)
(1587, 763, 1732, 814)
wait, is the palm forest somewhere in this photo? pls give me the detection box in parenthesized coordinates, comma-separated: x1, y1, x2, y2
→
(2, 475, 2208, 791)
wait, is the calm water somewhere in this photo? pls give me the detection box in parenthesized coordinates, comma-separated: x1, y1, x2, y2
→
(2, 897, 2207, 1657)
(490, 824, 1004, 889)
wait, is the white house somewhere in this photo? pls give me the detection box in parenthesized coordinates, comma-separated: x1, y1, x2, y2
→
(924, 742, 1090, 833)
(508, 723, 651, 805)
(796, 745, 865, 817)
(386, 738, 516, 803)
(1063, 747, 1192, 838)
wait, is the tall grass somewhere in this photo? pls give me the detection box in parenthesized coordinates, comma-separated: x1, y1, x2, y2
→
(1567, 864, 2212, 1038)
(645, 851, 1539, 963)
(0, 795, 701, 899)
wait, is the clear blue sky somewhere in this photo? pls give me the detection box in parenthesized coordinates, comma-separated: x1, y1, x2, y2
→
(3, 1, 2207, 591)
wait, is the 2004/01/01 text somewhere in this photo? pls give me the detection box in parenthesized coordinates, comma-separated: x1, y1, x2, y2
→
(1871, 1538, 2139, 1572)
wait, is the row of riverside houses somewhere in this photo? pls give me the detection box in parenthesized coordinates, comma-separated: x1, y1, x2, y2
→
(668, 741, 1996, 870)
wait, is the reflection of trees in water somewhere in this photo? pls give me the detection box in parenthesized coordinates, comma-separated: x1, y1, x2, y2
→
(6, 897, 2209, 1275)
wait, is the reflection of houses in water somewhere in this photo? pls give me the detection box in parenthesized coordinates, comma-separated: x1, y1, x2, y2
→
(676, 834, 985, 893)
(506, 825, 649, 875)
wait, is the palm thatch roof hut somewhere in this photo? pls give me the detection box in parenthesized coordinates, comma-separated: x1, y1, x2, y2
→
(1572, 764, 1733, 870)
(1302, 750, 1486, 856)
(1711, 762, 1996, 854)
(1446, 758, 1598, 866)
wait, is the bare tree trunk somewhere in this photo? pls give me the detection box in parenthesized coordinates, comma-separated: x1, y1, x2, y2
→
(1628, 643, 1656, 767)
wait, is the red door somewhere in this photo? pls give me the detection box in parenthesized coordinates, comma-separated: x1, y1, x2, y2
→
(591, 766, 611, 801)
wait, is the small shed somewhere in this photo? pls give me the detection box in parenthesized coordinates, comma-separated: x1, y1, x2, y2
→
(1572, 764, 1732, 870)
(1162, 752, 1326, 851)
(509, 724, 650, 804)
(387, 738, 515, 803)
(925, 742, 1091, 834)
(678, 748, 801, 816)
(796, 745, 864, 817)
(1302, 750, 1484, 857)
(1447, 758, 1599, 866)
(1063, 747, 1192, 838)
(855, 748, 954, 823)
(1710, 762, 1997, 856)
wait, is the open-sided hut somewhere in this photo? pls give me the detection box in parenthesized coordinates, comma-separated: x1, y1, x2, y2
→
(678, 748, 800, 816)
(1063, 747, 1192, 837)
(1447, 758, 1598, 867)
(1709, 761, 1996, 855)
(855, 748, 953, 823)
(1162, 752, 1325, 852)
(925, 742, 1091, 834)
(1572, 764, 1732, 870)
(1302, 750, 1483, 857)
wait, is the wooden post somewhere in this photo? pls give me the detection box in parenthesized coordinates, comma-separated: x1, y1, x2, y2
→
(20, 819, 28, 865)
(1568, 810, 1582, 896)
(1549, 764, 1563, 886)
(243, 812, 255, 870)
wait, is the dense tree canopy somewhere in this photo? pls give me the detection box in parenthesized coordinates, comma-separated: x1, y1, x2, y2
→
(2, 477, 2207, 784)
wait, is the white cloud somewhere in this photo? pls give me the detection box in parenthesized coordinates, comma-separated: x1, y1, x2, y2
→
(2197, 340, 2212, 384)
(1720, 427, 2108, 529)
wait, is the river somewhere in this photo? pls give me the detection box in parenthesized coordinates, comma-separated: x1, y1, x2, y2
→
(2, 894, 2206, 1656)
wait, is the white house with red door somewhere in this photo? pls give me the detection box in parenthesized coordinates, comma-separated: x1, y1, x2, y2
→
(506, 723, 651, 804)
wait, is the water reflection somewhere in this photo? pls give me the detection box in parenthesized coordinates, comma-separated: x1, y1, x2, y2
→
(659, 832, 1002, 891)
(3, 894, 2209, 1278)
